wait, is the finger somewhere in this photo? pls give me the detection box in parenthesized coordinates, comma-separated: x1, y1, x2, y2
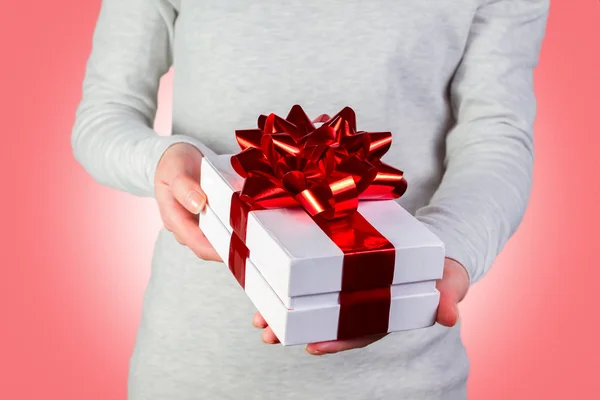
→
(252, 312, 268, 329)
(305, 334, 386, 355)
(436, 289, 459, 327)
(435, 260, 469, 327)
(171, 173, 207, 214)
(162, 197, 221, 261)
(435, 275, 459, 326)
(194, 214, 222, 262)
(261, 327, 280, 344)
(189, 230, 222, 262)
(173, 232, 186, 246)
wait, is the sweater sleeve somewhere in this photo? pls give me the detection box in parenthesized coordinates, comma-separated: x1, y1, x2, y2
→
(71, 0, 214, 198)
(415, 0, 549, 283)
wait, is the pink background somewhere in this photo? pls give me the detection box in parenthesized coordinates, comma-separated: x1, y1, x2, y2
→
(1, 1, 598, 399)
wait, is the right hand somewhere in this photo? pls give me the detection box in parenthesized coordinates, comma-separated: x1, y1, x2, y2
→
(154, 143, 222, 262)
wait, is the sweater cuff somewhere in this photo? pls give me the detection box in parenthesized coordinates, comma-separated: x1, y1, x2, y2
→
(147, 134, 216, 198)
(415, 215, 478, 284)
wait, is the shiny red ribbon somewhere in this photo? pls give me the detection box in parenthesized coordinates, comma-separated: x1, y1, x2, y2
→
(231, 105, 407, 220)
(228, 105, 407, 339)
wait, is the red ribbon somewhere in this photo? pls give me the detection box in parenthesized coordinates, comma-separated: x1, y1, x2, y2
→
(227, 105, 407, 339)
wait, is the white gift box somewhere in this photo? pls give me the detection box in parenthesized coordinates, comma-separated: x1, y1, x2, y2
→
(200, 202, 441, 346)
(200, 155, 446, 302)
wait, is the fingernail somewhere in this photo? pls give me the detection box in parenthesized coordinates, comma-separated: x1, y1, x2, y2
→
(252, 316, 265, 329)
(261, 330, 274, 344)
(306, 346, 324, 356)
(188, 191, 206, 213)
(262, 335, 276, 344)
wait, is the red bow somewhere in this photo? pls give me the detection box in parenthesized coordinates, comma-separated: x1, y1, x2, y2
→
(231, 105, 407, 220)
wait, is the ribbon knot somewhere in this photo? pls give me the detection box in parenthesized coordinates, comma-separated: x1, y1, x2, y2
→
(231, 105, 407, 220)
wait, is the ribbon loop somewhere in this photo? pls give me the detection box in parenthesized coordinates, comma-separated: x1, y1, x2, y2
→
(286, 105, 317, 135)
(235, 129, 263, 150)
(231, 147, 273, 179)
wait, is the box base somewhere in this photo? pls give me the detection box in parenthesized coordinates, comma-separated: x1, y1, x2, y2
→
(245, 257, 440, 345)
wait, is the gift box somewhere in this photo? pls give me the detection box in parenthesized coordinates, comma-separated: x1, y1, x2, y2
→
(199, 105, 445, 344)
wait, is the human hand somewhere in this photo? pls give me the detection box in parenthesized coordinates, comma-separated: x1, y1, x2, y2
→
(252, 258, 469, 355)
(154, 143, 221, 262)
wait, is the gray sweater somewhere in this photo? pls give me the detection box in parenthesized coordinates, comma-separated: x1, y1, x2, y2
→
(72, 0, 549, 398)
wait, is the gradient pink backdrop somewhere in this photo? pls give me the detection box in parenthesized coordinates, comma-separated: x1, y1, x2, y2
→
(1, 1, 598, 399)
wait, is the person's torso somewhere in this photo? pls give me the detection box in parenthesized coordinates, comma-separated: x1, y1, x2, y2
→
(169, 0, 480, 213)
(135, 4, 478, 397)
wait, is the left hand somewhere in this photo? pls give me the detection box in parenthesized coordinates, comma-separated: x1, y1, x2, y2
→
(252, 258, 470, 355)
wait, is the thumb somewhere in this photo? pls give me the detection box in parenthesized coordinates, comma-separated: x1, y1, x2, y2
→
(436, 259, 470, 327)
(436, 287, 460, 327)
(171, 173, 207, 214)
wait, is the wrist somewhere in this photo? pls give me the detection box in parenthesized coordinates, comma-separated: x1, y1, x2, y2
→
(154, 141, 203, 196)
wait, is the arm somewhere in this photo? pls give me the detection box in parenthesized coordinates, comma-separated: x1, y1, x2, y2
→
(416, 0, 550, 283)
(71, 0, 213, 198)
